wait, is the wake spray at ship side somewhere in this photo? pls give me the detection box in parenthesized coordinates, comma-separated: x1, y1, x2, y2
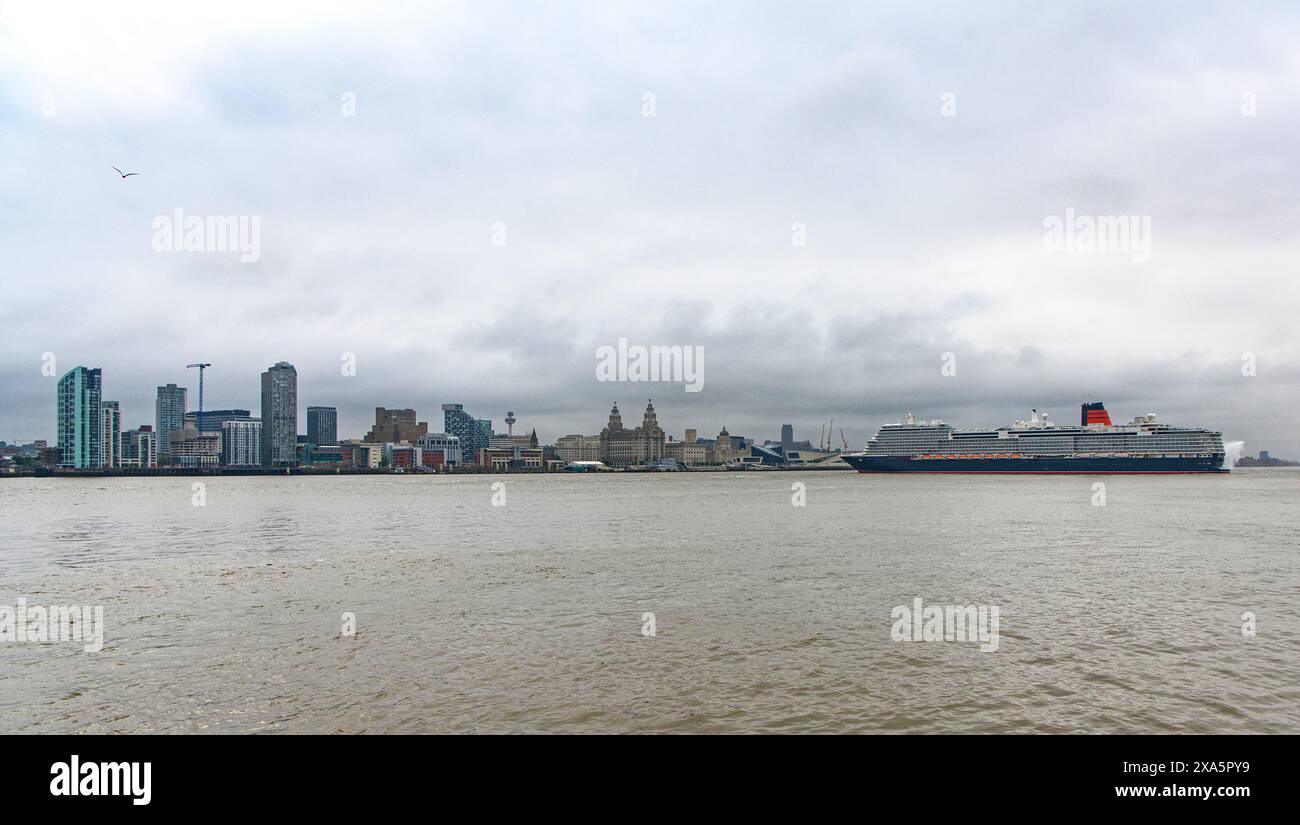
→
(1223, 440, 1245, 469)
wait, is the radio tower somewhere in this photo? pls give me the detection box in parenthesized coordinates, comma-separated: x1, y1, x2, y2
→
(186, 362, 212, 415)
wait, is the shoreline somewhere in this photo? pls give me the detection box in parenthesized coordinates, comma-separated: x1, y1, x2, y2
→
(0, 465, 854, 478)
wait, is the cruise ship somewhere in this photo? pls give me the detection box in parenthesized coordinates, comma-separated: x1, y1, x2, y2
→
(842, 402, 1228, 474)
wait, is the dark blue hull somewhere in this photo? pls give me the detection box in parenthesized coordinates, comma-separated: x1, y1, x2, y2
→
(842, 455, 1228, 474)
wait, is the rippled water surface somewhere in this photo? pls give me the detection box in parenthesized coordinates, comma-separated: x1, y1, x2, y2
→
(1, 470, 1297, 733)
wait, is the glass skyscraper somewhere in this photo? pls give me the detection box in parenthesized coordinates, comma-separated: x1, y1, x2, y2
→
(155, 383, 187, 457)
(260, 361, 298, 466)
(307, 406, 338, 447)
(102, 400, 121, 468)
(442, 403, 489, 465)
(56, 366, 103, 468)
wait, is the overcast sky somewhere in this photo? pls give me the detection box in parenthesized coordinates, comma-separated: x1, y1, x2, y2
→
(2, 1, 1298, 452)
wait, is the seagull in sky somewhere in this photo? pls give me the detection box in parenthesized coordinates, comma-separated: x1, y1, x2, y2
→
(112, 166, 139, 179)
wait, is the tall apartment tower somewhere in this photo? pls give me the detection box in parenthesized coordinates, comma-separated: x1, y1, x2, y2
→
(442, 403, 489, 465)
(222, 419, 262, 466)
(101, 400, 122, 468)
(56, 366, 103, 468)
(260, 361, 298, 466)
(155, 383, 187, 457)
(307, 406, 338, 447)
(780, 424, 794, 452)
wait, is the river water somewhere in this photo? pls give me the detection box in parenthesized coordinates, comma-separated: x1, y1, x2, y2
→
(1, 469, 1296, 733)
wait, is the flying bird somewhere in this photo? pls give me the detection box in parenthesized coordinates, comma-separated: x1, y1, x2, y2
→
(112, 166, 139, 178)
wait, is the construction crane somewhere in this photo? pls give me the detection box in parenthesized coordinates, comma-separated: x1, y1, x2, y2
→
(840, 429, 849, 451)
(186, 362, 212, 415)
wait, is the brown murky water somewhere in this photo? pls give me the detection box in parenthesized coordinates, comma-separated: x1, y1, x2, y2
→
(1, 469, 1296, 733)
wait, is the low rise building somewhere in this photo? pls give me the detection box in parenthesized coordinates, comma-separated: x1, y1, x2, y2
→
(169, 421, 221, 468)
(477, 446, 544, 470)
(341, 441, 383, 468)
(416, 432, 462, 467)
(120, 426, 157, 468)
(664, 438, 708, 465)
(555, 434, 601, 463)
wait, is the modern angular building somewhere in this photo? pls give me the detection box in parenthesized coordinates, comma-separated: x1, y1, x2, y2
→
(120, 425, 157, 468)
(260, 361, 298, 466)
(442, 403, 490, 465)
(101, 400, 121, 468)
(307, 406, 338, 447)
(415, 432, 462, 466)
(56, 366, 103, 468)
(155, 383, 187, 457)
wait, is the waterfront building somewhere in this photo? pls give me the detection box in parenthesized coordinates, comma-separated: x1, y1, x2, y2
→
(490, 430, 537, 451)
(309, 446, 344, 464)
(384, 443, 421, 469)
(155, 383, 187, 457)
(169, 420, 222, 467)
(260, 361, 298, 467)
(555, 434, 602, 463)
(710, 427, 741, 463)
(780, 423, 794, 452)
(340, 441, 383, 468)
(749, 443, 785, 465)
(101, 400, 121, 468)
(443, 403, 490, 465)
(364, 408, 427, 444)
(56, 366, 103, 468)
(664, 436, 708, 466)
(221, 419, 262, 466)
(307, 406, 338, 448)
(783, 448, 841, 466)
(477, 446, 544, 470)
(415, 432, 461, 466)
(192, 408, 254, 434)
(599, 400, 666, 467)
(120, 425, 158, 468)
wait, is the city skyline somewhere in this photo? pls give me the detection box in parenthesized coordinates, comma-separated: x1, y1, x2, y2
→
(6, 354, 1294, 458)
(3, 3, 1299, 454)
